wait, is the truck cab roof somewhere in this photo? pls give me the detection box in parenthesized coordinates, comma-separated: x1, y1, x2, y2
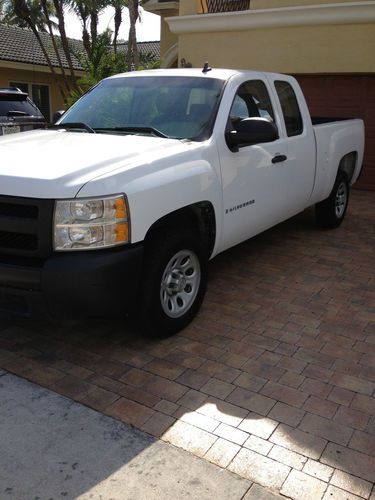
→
(106, 67, 275, 82)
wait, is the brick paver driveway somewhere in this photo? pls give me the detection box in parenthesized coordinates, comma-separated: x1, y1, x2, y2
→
(1, 190, 374, 499)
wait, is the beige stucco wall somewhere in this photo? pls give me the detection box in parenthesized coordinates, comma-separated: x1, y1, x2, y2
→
(251, 0, 366, 8)
(165, 0, 375, 73)
(179, 0, 196, 15)
(177, 22, 375, 73)
(160, 10, 179, 57)
(0, 66, 71, 117)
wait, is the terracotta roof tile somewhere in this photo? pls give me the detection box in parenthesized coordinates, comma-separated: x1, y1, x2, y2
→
(0, 24, 160, 70)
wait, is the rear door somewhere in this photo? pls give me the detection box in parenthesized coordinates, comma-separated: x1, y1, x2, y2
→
(266, 75, 316, 212)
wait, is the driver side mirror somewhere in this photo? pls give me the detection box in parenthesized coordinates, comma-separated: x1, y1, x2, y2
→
(225, 117, 279, 151)
(53, 110, 65, 123)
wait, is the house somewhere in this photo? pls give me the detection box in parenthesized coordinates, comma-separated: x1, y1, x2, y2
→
(145, 0, 375, 190)
(0, 23, 160, 122)
(0, 24, 83, 121)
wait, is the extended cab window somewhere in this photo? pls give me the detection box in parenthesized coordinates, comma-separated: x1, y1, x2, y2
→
(274, 81, 303, 136)
(229, 80, 275, 124)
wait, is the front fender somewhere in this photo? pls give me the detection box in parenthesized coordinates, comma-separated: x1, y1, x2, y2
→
(78, 145, 223, 255)
(127, 158, 222, 246)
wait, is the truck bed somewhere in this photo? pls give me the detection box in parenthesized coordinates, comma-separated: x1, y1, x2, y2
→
(311, 116, 353, 125)
(311, 117, 365, 204)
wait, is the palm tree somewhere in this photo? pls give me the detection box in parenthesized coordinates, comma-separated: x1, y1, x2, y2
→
(110, 0, 127, 54)
(50, 0, 78, 88)
(0, 0, 8, 21)
(67, 0, 91, 55)
(67, 0, 108, 58)
(89, 0, 107, 51)
(5, 0, 57, 31)
(127, 0, 139, 70)
(108, 0, 140, 68)
(40, 0, 73, 93)
(66, 0, 141, 71)
(9, 0, 81, 101)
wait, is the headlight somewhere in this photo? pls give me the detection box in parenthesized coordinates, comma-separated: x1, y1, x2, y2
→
(54, 194, 130, 251)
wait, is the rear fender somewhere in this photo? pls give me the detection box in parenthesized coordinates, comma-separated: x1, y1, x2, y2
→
(311, 119, 364, 204)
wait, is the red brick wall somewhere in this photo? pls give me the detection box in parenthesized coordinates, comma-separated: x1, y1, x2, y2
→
(295, 75, 375, 191)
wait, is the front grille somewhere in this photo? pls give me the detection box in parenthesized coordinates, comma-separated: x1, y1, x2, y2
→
(0, 231, 38, 250)
(0, 288, 29, 315)
(0, 202, 38, 218)
(0, 195, 54, 258)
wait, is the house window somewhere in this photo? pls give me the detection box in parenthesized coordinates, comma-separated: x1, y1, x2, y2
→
(10, 81, 51, 121)
(31, 85, 50, 121)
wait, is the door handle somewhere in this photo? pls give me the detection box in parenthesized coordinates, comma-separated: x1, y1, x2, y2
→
(272, 154, 287, 164)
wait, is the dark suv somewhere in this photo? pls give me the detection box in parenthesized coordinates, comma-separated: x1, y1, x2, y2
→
(0, 87, 46, 136)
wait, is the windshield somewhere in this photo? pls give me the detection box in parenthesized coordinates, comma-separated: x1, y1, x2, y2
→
(59, 76, 224, 140)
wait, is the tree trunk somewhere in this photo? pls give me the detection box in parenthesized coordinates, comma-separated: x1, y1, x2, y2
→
(113, 5, 122, 54)
(82, 26, 91, 57)
(40, 0, 71, 95)
(31, 26, 67, 103)
(127, 0, 139, 71)
(90, 8, 99, 50)
(74, 2, 91, 56)
(52, 0, 78, 90)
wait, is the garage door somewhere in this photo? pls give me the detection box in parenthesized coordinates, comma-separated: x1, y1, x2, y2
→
(295, 75, 375, 191)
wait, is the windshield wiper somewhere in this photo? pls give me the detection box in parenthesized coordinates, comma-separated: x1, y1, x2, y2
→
(94, 126, 169, 138)
(50, 122, 96, 133)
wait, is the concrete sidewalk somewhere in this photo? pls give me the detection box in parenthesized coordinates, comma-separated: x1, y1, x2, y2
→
(0, 370, 266, 500)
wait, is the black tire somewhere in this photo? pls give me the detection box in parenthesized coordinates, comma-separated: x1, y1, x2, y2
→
(139, 229, 208, 337)
(315, 172, 349, 229)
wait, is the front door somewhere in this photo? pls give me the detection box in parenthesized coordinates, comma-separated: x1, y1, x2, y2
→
(217, 79, 292, 252)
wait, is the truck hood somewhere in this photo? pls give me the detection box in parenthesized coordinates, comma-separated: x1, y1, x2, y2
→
(0, 129, 188, 198)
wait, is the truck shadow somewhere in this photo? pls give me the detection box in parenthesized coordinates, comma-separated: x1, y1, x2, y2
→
(0, 191, 374, 497)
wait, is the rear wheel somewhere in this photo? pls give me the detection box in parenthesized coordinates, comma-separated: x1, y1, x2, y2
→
(139, 230, 208, 337)
(315, 172, 349, 228)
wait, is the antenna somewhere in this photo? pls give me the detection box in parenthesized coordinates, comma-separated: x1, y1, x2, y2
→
(202, 62, 212, 73)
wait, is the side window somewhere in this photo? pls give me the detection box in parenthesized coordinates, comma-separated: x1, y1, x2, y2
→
(229, 80, 275, 124)
(274, 81, 303, 136)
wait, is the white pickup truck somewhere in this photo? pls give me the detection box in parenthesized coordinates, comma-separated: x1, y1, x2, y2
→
(0, 68, 365, 336)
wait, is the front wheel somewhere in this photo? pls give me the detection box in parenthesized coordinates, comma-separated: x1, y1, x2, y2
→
(139, 230, 208, 337)
(315, 172, 349, 229)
